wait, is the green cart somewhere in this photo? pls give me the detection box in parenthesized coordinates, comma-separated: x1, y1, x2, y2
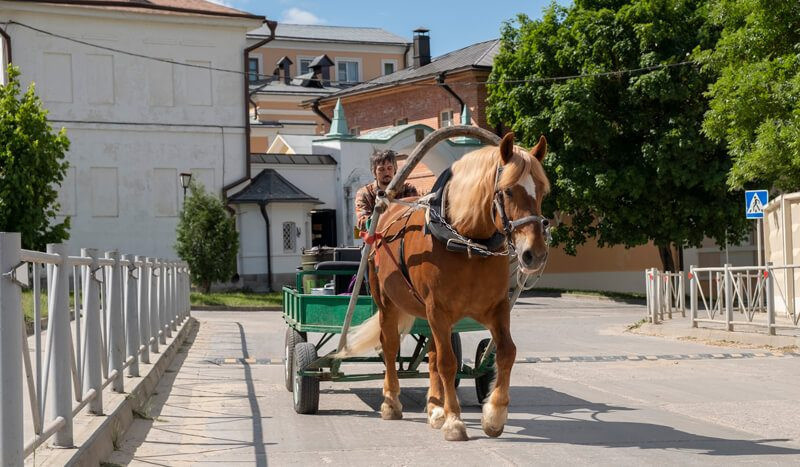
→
(283, 268, 497, 414)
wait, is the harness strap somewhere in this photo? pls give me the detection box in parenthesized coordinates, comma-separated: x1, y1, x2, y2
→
(360, 216, 425, 305)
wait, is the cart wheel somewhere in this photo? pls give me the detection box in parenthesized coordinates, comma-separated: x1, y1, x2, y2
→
(293, 342, 320, 414)
(284, 327, 307, 392)
(475, 338, 496, 404)
(451, 333, 462, 388)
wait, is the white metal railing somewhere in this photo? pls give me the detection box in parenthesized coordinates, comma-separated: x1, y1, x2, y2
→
(0, 233, 191, 465)
(688, 263, 800, 335)
(644, 268, 686, 323)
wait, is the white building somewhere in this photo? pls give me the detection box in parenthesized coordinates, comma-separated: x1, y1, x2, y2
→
(0, 0, 265, 260)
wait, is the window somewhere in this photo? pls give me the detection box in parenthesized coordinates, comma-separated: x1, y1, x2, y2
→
(382, 59, 397, 76)
(282, 222, 297, 252)
(337, 60, 360, 83)
(394, 118, 408, 126)
(350, 126, 361, 136)
(440, 109, 454, 128)
(299, 58, 313, 75)
(248, 57, 260, 81)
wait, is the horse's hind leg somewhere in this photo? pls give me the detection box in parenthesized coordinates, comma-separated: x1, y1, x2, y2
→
(481, 301, 516, 437)
(425, 339, 446, 429)
(429, 316, 467, 441)
(379, 305, 403, 420)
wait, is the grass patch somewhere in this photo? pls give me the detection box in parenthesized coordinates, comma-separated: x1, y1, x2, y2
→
(526, 287, 645, 302)
(627, 318, 647, 331)
(190, 291, 282, 307)
(22, 290, 48, 323)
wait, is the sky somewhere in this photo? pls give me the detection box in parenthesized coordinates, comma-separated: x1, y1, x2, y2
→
(215, 0, 568, 56)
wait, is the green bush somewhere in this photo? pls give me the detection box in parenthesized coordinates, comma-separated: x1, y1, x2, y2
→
(0, 65, 70, 249)
(175, 181, 238, 293)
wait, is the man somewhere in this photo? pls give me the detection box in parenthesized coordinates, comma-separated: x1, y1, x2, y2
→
(355, 149, 419, 232)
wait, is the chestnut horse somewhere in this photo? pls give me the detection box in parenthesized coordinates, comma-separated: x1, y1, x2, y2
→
(340, 133, 549, 441)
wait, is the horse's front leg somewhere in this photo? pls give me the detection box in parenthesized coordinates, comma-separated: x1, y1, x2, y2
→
(429, 315, 467, 441)
(379, 306, 403, 420)
(425, 338, 446, 429)
(481, 301, 515, 437)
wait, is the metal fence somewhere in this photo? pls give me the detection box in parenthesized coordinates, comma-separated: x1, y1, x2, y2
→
(0, 232, 190, 465)
(689, 263, 800, 335)
(644, 268, 686, 324)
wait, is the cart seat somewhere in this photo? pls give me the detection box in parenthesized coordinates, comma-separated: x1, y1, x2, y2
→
(314, 261, 360, 271)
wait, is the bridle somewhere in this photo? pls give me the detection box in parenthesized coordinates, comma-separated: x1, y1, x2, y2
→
(491, 164, 552, 247)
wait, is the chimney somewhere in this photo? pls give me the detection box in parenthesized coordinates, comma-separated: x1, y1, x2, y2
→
(276, 56, 293, 84)
(413, 28, 431, 67)
(309, 54, 334, 87)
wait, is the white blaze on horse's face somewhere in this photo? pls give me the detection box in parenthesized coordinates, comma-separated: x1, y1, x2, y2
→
(519, 173, 536, 201)
(512, 172, 546, 274)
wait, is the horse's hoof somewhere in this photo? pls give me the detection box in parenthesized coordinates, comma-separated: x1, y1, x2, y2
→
(442, 416, 468, 441)
(482, 420, 504, 437)
(428, 406, 445, 429)
(481, 402, 507, 438)
(380, 402, 403, 420)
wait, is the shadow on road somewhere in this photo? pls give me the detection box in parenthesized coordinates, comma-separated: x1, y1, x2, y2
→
(329, 384, 800, 457)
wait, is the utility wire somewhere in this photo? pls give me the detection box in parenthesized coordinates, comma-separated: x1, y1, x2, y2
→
(3, 19, 699, 88)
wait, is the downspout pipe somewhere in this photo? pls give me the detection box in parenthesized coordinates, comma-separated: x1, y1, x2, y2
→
(223, 19, 277, 201)
(311, 96, 332, 125)
(259, 202, 273, 292)
(0, 27, 11, 64)
(402, 42, 411, 69)
(437, 71, 465, 117)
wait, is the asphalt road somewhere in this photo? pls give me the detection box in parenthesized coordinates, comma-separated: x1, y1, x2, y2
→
(107, 297, 800, 466)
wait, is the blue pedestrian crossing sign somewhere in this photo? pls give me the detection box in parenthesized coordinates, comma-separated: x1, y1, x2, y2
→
(745, 190, 768, 219)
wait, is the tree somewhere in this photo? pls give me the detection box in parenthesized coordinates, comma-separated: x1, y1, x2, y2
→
(175, 181, 239, 293)
(0, 65, 70, 249)
(487, 0, 748, 271)
(701, 0, 800, 191)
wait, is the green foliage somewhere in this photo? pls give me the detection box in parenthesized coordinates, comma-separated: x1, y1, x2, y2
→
(700, 0, 800, 191)
(175, 181, 239, 292)
(0, 65, 70, 249)
(487, 1, 748, 268)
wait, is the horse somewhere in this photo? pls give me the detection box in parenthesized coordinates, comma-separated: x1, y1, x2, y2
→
(339, 132, 549, 441)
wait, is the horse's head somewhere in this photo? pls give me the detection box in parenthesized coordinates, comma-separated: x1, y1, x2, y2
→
(494, 132, 550, 274)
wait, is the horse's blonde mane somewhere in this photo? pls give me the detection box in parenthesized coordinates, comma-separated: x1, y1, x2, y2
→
(446, 145, 550, 235)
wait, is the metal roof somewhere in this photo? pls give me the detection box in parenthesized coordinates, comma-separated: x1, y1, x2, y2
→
(18, 0, 263, 19)
(319, 39, 500, 101)
(228, 169, 322, 204)
(250, 153, 336, 165)
(250, 78, 342, 96)
(249, 23, 409, 45)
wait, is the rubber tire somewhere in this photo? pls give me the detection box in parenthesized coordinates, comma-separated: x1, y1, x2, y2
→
(451, 333, 462, 388)
(293, 342, 320, 414)
(284, 327, 306, 392)
(475, 338, 496, 404)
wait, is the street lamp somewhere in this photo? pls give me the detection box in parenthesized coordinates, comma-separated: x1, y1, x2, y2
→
(179, 172, 192, 198)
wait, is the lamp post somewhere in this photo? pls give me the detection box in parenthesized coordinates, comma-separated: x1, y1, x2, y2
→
(179, 172, 192, 199)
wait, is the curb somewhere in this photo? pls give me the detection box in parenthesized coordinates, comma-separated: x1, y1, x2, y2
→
(632, 321, 800, 349)
(191, 305, 282, 311)
(36, 317, 197, 466)
(522, 291, 646, 305)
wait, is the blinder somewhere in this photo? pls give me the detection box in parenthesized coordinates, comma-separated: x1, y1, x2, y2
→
(492, 165, 552, 245)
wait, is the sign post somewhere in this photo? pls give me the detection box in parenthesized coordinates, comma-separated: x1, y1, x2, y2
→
(745, 190, 768, 310)
(745, 190, 768, 265)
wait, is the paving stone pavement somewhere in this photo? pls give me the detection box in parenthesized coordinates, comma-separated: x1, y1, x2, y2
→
(107, 297, 800, 466)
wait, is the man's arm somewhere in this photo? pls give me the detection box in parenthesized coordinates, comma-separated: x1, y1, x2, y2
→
(354, 186, 373, 231)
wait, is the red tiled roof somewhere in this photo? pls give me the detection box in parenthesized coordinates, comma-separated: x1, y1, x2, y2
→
(19, 0, 264, 19)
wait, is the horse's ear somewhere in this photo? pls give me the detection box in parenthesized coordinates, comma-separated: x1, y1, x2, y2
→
(530, 135, 547, 162)
(499, 132, 515, 164)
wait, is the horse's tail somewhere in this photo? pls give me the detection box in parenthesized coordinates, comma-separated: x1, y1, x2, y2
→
(333, 310, 415, 358)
